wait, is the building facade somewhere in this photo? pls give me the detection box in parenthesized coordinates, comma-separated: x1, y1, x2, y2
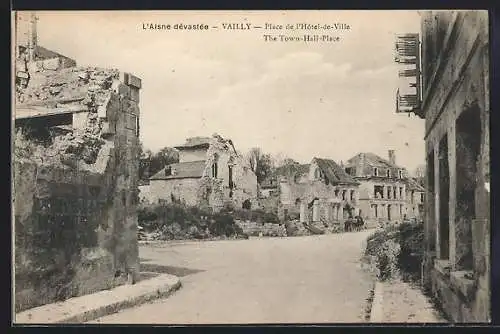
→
(398, 11, 490, 322)
(276, 158, 359, 227)
(404, 178, 425, 221)
(344, 151, 409, 227)
(147, 134, 258, 212)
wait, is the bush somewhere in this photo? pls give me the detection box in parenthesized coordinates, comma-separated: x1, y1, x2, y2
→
(263, 212, 279, 224)
(365, 227, 401, 281)
(397, 221, 424, 281)
(138, 202, 242, 240)
(365, 221, 425, 282)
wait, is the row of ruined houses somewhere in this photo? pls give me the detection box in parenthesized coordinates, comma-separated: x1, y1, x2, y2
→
(139, 137, 426, 229)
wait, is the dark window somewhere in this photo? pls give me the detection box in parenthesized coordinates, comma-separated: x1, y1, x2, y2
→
(345, 167, 356, 176)
(373, 168, 378, 176)
(228, 165, 233, 188)
(455, 105, 482, 269)
(212, 162, 218, 178)
(242, 199, 251, 210)
(427, 149, 436, 252)
(438, 134, 450, 260)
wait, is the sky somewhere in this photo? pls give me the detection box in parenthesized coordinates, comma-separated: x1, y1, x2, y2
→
(25, 10, 425, 172)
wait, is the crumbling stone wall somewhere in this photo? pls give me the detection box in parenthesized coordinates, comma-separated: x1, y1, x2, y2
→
(202, 134, 258, 211)
(422, 11, 490, 322)
(14, 66, 142, 312)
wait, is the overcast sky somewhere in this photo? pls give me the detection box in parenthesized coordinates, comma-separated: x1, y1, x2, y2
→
(29, 10, 425, 172)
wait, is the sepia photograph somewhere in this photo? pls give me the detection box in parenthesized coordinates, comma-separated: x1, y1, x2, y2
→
(12, 10, 490, 324)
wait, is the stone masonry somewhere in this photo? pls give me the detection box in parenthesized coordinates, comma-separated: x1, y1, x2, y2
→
(418, 11, 490, 323)
(148, 134, 258, 212)
(14, 51, 142, 312)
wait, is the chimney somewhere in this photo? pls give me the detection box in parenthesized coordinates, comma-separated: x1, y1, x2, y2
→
(388, 150, 396, 165)
(27, 12, 38, 62)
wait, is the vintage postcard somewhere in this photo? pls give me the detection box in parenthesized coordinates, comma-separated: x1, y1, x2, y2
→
(12, 10, 490, 324)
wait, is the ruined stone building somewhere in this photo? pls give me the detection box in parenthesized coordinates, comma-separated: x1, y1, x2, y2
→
(418, 11, 489, 323)
(395, 11, 490, 322)
(344, 151, 410, 227)
(275, 158, 359, 226)
(147, 134, 258, 212)
(13, 13, 142, 312)
(405, 177, 426, 221)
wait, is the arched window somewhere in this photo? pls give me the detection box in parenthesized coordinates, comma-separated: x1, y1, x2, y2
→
(315, 168, 321, 179)
(211, 153, 219, 178)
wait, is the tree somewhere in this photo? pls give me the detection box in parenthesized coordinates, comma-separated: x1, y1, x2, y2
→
(138, 144, 180, 180)
(281, 158, 299, 167)
(139, 143, 153, 180)
(247, 147, 274, 184)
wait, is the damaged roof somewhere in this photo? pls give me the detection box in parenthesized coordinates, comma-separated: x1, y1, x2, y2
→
(313, 157, 358, 185)
(261, 162, 310, 187)
(346, 152, 403, 169)
(149, 160, 207, 180)
(275, 163, 310, 177)
(174, 137, 211, 150)
(406, 177, 425, 191)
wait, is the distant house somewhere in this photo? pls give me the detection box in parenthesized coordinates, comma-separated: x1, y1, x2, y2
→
(259, 162, 310, 199)
(147, 134, 258, 212)
(344, 150, 409, 226)
(404, 177, 425, 221)
(276, 158, 359, 224)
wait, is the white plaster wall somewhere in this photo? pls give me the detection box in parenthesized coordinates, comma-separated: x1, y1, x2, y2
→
(178, 149, 207, 163)
(149, 178, 200, 206)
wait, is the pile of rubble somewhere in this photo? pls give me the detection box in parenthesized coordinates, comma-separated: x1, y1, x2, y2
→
(16, 66, 119, 105)
(236, 220, 287, 237)
(14, 67, 121, 169)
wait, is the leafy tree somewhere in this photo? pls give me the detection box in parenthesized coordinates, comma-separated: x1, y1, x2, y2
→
(247, 147, 275, 184)
(138, 144, 180, 180)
